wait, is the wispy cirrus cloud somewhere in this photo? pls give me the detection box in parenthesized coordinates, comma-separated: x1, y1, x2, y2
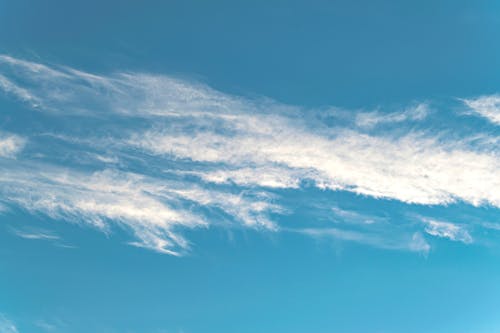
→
(462, 95, 500, 125)
(331, 206, 386, 225)
(135, 124, 500, 207)
(9, 226, 76, 248)
(0, 55, 498, 254)
(422, 218, 473, 244)
(0, 314, 18, 333)
(355, 103, 429, 129)
(296, 228, 430, 253)
(0, 133, 25, 158)
(12, 228, 60, 240)
(0, 160, 279, 254)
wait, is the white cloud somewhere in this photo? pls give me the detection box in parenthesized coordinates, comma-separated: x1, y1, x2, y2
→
(0, 55, 498, 255)
(0, 162, 279, 254)
(0, 314, 18, 333)
(10, 227, 76, 248)
(331, 206, 385, 225)
(135, 125, 500, 208)
(355, 103, 429, 128)
(422, 218, 473, 244)
(297, 228, 430, 253)
(192, 166, 310, 189)
(0, 74, 40, 105)
(12, 228, 60, 240)
(0, 134, 25, 158)
(0, 55, 66, 78)
(462, 95, 500, 125)
(0, 54, 267, 118)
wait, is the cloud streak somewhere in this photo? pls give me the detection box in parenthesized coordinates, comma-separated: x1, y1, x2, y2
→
(355, 103, 429, 128)
(0, 55, 498, 254)
(136, 123, 500, 207)
(0, 133, 25, 158)
(463, 95, 500, 125)
(12, 228, 60, 240)
(0, 314, 18, 333)
(0, 161, 279, 254)
(422, 218, 473, 244)
(297, 228, 430, 253)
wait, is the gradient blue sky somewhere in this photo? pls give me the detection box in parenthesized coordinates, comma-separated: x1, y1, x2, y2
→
(1, 1, 500, 332)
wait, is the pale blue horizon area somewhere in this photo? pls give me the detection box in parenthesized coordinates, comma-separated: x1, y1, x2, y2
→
(1, 1, 500, 333)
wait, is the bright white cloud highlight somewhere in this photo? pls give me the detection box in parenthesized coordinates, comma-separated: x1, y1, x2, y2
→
(0, 133, 25, 158)
(136, 125, 500, 207)
(422, 218, 473, 244)
(463, 95, 500, 125)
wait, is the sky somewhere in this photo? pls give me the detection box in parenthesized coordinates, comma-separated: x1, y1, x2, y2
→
(0, 1, 500, 332)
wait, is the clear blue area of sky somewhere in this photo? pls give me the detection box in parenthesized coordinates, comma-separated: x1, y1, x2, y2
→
(1, 1, 500, 333)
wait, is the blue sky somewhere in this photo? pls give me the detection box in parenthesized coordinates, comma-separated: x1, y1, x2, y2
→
(1, 1, 500, 332)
